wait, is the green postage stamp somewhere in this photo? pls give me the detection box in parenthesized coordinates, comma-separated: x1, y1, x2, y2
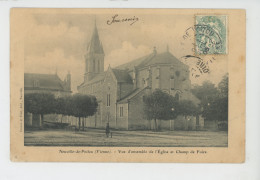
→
(195, 15, 227, 54)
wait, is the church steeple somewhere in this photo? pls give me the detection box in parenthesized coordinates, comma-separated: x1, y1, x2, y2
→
(84, 19, 105, 82)
(87, 19, 104, 54)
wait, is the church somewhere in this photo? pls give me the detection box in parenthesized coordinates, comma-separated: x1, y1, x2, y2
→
(77, 22, 204, 130)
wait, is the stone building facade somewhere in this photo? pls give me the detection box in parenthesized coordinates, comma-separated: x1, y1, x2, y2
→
(77, 23, 204, 130)
(24, 72, 72, 128)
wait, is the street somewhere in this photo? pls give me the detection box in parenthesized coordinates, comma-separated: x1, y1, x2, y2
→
(24, 129, 228, 147)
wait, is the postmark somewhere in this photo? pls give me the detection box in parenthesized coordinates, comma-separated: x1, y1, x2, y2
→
(195, 15, 227, 54)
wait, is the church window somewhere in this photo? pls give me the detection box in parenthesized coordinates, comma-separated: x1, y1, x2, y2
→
(175, 93, 180, 101)
(93, 59, 95, 72)
(156, 68, 160, 79)
(175, 71, 180, 77)
(120, 107, 123, 117)
(170, 78, 175, 90)
(107, 94, 110, 106)
(98, 60, 100, 72)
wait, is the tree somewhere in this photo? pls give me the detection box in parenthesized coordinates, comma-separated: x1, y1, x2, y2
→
(196, 74, 228, 130)
(24, 93, 56, 127)
(191, 80, 219, 122)
(216, 73, 228, 123)
(191, 80, 218, 101)
(71, 94, 98, 130)
(143, 89, 178, 131)
(175, 100, 199, 117)
(218, 73, 228, 96)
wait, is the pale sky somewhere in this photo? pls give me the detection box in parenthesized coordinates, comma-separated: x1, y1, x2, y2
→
(24, 13, 228, 92)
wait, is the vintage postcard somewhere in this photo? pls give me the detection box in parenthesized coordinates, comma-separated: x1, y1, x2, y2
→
(10, 9, 245, 162)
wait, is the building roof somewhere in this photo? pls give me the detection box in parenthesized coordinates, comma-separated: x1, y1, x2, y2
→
(78, 51, 186, 88)
(111, 69, 133, 83)
(116, 51, 187, 70)
(115, 53, 155, 70)
(145, 52, 185, 67)
(87, 72, 106, 84)
(87, 22, 104, 54)
(78, 72, 106, 88)
(24, 73, 70, 92)
(117, 87, 149, 104)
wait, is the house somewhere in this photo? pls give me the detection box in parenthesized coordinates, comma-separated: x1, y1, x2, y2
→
(24, 72, 72, 128)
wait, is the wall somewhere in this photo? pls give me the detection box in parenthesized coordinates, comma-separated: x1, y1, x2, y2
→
(101, 69, 118, 129)
(136, 68, 149, 89)
(128, 89, 150, 130)
(116, 103, 128, 129)
(78, 80, 103, 101)
(117, 83, 133, 100)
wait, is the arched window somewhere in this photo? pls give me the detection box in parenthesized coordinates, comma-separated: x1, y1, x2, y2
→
(175, 93, 180, 101)
(93, 59, 95, 72)
(175, 71, 180, 77)
(98, 60, 100, 72)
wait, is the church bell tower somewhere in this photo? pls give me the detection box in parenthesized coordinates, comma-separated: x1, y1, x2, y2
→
(84, 20, 105, 82)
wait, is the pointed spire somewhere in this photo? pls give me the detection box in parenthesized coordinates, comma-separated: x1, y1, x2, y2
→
(88, 17, 104, 54)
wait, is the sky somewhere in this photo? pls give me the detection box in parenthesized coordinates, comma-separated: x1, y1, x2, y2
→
(24, 13, 228, 92)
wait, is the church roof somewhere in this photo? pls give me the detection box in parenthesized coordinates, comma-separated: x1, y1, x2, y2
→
(111, 69, 133, 83)
(116, 51, 187, 70)
(87, 22, 104, 54)
(115, 53, 155, 70)
(24, 73, 70, 92)
(117, 87, 149, 104)
(87, 72, 106, 84)
(145, 51, 185, 67)
(78, 72, 106, 88)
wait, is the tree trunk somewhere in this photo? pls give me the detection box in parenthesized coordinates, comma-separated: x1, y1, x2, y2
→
(40, 114, 44, 128)
(82, 117, 85, 131)
(154, 119, 157, 131)
(78, 117, 81, 131)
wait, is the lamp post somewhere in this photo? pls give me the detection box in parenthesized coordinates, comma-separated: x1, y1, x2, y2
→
(170, 107, 175, 131)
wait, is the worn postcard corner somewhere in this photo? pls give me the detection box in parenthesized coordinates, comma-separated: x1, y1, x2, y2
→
(10, 8, 245, 163)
